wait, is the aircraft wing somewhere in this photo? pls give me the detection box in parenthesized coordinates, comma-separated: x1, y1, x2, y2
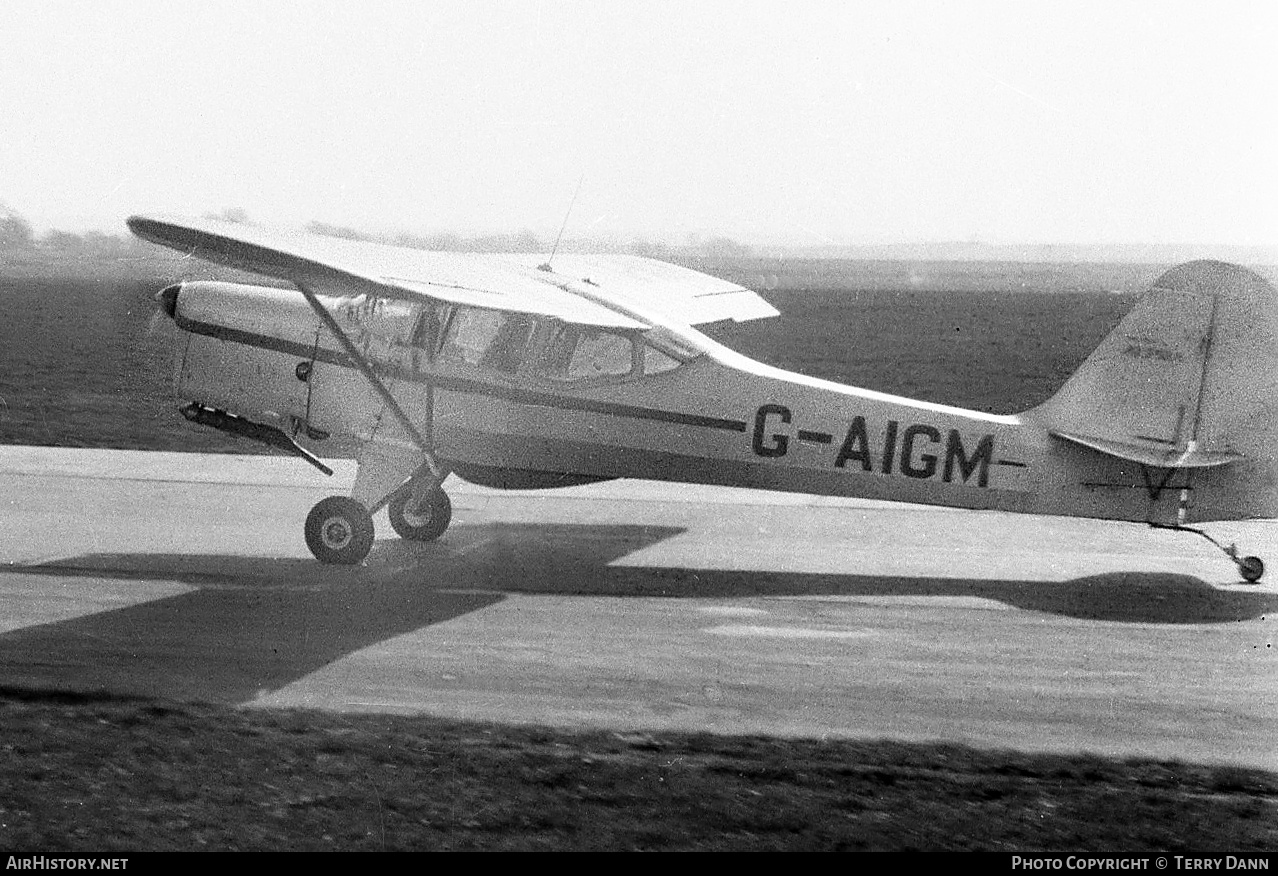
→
(127, 215, 777, 329)
(533, 253, 780, 325)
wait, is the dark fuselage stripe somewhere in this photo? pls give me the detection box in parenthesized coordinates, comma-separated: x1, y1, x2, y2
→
(797, 430, 833, 444)
(175, 315, 749, 433)
(177, 315, 325, 362)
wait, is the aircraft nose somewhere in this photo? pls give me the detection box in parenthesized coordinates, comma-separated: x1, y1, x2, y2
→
(156, 283, 181, 319)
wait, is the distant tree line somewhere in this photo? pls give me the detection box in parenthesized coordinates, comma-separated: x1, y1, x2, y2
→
(0, 203, 139, 255)
(0, 203, 751, 258)
(298, 219, 751, 257)
(0, 205, 34, 248)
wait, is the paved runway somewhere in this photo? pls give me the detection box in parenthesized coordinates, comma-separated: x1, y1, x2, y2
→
(0, 446, 1273, 768)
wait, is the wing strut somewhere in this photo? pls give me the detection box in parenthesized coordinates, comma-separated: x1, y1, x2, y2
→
(295, 282, 443, 481)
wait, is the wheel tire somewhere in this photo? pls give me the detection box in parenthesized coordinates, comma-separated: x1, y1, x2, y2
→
(1239, 556, 1265, 583)
(388, 488, 452, 542)
(305, 496, 375, 565)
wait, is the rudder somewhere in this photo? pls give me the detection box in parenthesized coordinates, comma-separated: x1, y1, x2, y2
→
(1028, 260, 1278, 520)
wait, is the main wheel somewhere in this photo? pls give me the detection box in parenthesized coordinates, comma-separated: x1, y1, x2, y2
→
(305, 496, 375, 565)
(388, 488, 452, 542)
(1238, 556, 1264, 583)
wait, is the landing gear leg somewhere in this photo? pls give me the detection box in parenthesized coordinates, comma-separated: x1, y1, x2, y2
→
(1150, 523, 1265, 583)
(388, 484, 452, 542)
(305, 496, 375, 565)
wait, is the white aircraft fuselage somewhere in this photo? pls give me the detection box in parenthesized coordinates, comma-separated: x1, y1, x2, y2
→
(166, 270, 1278, 532)
(128, 208, 1274, 570)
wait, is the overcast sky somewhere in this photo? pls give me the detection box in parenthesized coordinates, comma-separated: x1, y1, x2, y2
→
(1, 1, 1275, 246)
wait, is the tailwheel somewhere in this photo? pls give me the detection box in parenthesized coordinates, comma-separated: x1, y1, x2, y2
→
(1237, 556, 1264, 583)
(388, 487, 452, 542)
(1150, 522, 1265, 583)
(305, 496, 375, 565)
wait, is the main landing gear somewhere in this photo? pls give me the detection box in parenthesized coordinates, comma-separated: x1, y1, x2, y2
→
(305, 496, 375, 565)
(1151, 523, 1265, 583)
(388, 487, 452, 541)
(304, 485, 453, 565)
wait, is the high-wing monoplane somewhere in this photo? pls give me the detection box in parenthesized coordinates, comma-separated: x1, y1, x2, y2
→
(128, 215, 1276, 580)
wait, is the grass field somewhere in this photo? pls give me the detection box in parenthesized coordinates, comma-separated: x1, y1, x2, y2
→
(1, 253, 1275, 851)
(0, 255, 1152, 453)
(3, 689, 1275, 852)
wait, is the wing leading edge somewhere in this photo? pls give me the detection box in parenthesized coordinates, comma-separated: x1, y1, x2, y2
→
(127, 215, 777, 329)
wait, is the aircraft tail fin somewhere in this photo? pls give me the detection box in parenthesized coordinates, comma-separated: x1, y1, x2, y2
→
(1028, 261, 1278, 504)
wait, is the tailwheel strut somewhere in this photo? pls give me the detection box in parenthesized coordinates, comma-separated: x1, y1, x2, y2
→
(1150, 522, 1265, 583)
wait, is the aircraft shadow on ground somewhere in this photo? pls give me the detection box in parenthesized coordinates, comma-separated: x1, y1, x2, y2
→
(1, 522, 1273, 706)
(369, 523, 1278, 625)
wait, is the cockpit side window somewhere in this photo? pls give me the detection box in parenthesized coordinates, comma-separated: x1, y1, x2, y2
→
(430, 311, 689, 383)
(436, 306, 534, 375)
(410, 304, 445, 364)
(481, 312, 535, 374)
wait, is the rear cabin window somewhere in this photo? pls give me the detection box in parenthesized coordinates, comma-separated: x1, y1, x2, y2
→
(437, 307, 535, 375)
(642, 343, 682, 376)
(544, 325, 636, 381)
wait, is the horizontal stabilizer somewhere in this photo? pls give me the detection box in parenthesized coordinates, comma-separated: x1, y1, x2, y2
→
(1050, 430, 1243, 468)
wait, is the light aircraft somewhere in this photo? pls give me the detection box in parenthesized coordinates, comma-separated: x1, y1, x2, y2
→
(128, 215, 1276, 580)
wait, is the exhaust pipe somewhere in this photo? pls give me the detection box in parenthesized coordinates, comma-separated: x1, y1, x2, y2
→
(180, 403, 333, 476)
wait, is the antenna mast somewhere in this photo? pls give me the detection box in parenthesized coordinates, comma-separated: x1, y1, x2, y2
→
(538, 174, 585, 272)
